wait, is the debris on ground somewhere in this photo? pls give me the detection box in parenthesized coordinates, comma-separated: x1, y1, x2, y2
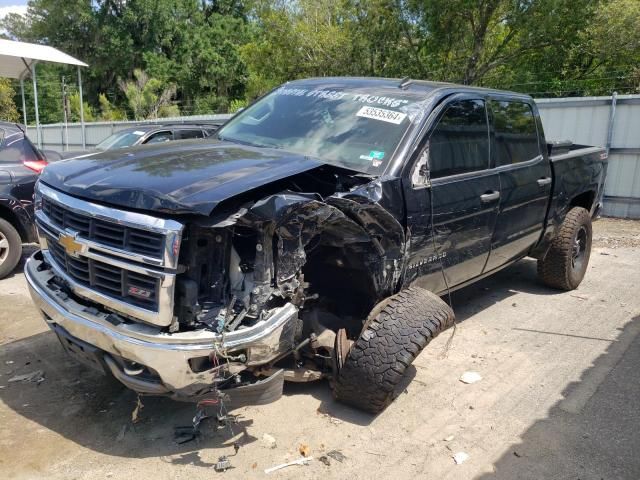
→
(261, 433, 277, 449)
(459, 371, 482, 384)
(319, 456, 331, 466)
(444, 435, 455, 442)
(365, 450, 386, 457)
(131, 395, 144, 423)
(215, 456, 232, 472)
(326, 450, 346, 463)
(8, 370, 44, 384)
(318, 411, 343, 425)
(453, 451, 470, 465)
(264, 457, 313, 474)
(570, 294, 589, 300)
(298, 443, 311, 457)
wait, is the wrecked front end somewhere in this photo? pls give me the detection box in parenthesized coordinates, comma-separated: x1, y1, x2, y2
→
(26, 169, 406, 408)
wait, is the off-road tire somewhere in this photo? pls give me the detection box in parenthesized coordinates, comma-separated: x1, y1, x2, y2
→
(333, 287, 455, 413)
(0, 218, 22, 279)
(537, 206, 592, 291)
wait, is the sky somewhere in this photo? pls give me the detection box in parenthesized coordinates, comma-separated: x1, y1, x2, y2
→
(0, 1, 27, 22)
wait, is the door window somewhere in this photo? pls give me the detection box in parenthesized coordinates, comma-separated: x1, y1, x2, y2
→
(144, 131, 173, 144)
(491, 100, 540, 165)
(428, 100, 489, 179)
(175, 129, 205, 140)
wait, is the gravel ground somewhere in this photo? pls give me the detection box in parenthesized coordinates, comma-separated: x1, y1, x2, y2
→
(1, 219, 639, 480)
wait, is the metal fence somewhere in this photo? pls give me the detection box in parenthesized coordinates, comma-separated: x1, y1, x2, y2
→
(536, 94, 640, 219)
(26, 95, 640, 218)
(26, 114, 233, 153)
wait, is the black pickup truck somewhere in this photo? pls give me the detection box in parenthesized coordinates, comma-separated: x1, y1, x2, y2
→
(26, 78, 607, 413)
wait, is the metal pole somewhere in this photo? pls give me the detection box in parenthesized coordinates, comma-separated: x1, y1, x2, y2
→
(61, 76, 68, 151)
(20, 78, 27, 126)
(31, 61, 41, 149)
(77, 66, 86, 149)
(606, 91, 618, 156)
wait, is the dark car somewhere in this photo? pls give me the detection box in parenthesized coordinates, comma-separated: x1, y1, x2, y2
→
(60, 123, 221, 159)
(26, 78, 607, 414)
(0, 122, 47, 278)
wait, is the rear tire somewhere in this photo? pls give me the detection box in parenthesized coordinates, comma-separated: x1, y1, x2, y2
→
(0, 218, 22, 279)
(537, 207, 592, 290)
(333, 287, 455, 413)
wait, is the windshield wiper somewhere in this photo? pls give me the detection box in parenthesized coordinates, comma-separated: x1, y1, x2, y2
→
(218, 134, 282, 150)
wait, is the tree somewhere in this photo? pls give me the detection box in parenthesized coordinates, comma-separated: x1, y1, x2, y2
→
(68, 91, 95, 122)
(97, 93, 127, 121)
(0, 79, 19, 122)
(118, 69, 178, 120)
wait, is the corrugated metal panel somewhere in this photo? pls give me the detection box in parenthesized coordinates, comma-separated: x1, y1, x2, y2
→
(536, 103, 610, 147)
(537, 95, 640, 219)
(605, 153, 640, 197)
(611, 103, 640, 149)
(26, 114, 232, 152)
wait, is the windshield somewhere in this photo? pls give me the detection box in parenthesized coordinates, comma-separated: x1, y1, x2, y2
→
(96, 130, 146, 150)
(217, 85, 422, 174)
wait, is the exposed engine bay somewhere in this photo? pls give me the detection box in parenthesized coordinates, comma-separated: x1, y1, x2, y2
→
(167, 165, 407, 401)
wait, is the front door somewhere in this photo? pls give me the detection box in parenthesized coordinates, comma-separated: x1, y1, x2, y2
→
(404, 97, 500, 293)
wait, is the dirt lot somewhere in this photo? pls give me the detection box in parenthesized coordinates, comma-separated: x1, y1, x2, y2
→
(1, 218, 639, 480)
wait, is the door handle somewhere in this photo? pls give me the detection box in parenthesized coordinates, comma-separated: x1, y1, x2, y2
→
(480, 191, 500, 203)
(537, 177, 552, 187)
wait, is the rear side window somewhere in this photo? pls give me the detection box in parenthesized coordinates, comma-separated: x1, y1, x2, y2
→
(175, 129, 205, 140)
(0, 134, 40, 164)
(491, 100, 540, 165)
(144, 131, 173, 144)
(428, 99, 489, 179)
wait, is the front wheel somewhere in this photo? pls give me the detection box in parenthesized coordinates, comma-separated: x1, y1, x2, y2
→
(333, 287, 455, 414)
(537, 206, 592, 290)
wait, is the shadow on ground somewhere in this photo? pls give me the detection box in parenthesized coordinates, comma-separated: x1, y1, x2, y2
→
(0, 257, 560, 459)
(478, 315, 640, 479)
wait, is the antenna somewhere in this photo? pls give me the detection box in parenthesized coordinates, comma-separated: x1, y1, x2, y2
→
(399, 77, 412, 89)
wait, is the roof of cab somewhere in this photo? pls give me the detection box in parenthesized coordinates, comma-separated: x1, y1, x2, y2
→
(287, 76, 530, 101)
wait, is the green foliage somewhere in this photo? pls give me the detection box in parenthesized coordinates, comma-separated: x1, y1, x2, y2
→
(1, 0, 639, 125)
(68, 92, 95, 122)
(98, 94, 127, 121)
(229, 99, 248, 113)
(118, 69, 177, 120)
(0, 79, 19, 122)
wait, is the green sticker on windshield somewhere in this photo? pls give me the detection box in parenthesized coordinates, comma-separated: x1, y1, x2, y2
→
(359, 150, 385, 167)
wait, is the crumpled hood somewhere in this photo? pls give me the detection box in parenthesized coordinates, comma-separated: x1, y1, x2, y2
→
(39, 140, 324, 216)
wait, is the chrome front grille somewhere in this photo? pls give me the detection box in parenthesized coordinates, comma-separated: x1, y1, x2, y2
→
(44, 230, 160, 310)
(34, 182, 183, 327)
(42, 197, 165, 257)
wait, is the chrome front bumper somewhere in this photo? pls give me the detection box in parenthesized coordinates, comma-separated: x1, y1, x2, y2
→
(26, 251, 298, 399)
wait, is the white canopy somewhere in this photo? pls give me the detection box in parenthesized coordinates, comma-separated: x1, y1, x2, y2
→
(0, 39, 88, 149)
(0, 39, 88, 79)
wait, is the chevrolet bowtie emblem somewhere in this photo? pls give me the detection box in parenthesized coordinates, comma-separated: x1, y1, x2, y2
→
(58, 233, 83, 257)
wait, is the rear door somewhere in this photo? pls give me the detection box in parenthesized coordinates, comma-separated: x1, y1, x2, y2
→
(483, 98, 552, 271)
(404, 96, 500, 292)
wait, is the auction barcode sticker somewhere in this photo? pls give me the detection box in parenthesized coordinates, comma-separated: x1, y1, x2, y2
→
(356, 106, 407, 124)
